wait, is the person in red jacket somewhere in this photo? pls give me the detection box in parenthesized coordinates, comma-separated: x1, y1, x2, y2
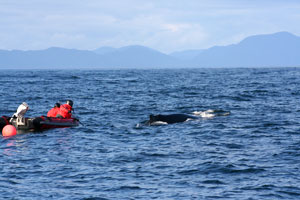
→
(47, 103, 61, 117)
(56, 100, 73, 119)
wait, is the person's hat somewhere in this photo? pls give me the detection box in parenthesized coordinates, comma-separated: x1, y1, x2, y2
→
(55, 103, 61, 108)
(67, 100, 73, 107)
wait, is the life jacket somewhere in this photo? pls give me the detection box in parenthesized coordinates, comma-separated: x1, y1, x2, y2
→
(47, 107, 60, 117)
(57, 104, 72, 119)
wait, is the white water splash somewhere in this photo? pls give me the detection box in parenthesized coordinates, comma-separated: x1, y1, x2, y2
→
(150, 121, 168, 125)
(192, 109, 230, 118)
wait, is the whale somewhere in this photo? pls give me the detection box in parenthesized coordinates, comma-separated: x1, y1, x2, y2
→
(138, 110, 231, 126)
(148, 114, 198, 125)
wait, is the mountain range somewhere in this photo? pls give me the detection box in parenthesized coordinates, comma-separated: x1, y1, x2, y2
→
(0, 31, 299, 69)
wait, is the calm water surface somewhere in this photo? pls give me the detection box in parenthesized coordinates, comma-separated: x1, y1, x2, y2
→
(0, 68, 300, 199)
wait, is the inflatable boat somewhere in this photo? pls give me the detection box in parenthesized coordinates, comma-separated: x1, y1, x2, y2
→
(0, 116, 79, 132)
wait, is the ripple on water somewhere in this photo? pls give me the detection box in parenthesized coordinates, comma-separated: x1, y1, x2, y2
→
(1, 68, 300, 199)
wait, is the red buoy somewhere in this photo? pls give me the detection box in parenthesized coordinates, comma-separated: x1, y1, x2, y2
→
(2, 125, 17, 137)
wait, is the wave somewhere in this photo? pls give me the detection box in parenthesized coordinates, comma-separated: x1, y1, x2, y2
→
(192, 109, 231, 118)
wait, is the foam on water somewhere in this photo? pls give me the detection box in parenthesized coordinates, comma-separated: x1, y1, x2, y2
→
(192, 110, 216, 118)
(192, 109, 230, 118)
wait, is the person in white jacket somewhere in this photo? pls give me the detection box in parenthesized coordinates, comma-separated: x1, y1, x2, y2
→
(12, 102, 29, 119)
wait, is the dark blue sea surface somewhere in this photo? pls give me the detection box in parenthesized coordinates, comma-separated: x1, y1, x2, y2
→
(1, 68, 300, 199)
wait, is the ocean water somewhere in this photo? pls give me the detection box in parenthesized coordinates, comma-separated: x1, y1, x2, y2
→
(0, 68, 300, 199)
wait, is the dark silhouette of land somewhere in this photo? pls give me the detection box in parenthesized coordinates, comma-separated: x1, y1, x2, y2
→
(1, 32, 299, 69)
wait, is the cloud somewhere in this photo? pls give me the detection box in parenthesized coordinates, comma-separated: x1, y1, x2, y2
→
(0, 0, 300, 52)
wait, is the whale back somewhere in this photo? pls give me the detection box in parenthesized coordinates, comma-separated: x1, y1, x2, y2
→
(149, 114, 197, 124)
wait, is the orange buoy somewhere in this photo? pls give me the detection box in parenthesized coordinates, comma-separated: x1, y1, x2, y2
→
(2, 125, 17, 137)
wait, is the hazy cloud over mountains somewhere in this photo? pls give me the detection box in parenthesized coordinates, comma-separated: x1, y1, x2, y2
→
(1, 32, 300, 69)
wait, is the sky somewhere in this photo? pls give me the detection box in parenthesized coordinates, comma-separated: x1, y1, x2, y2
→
(1, 0, 300, 53)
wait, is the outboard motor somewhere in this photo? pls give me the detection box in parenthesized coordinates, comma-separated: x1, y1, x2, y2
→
(10, 102, 29, 126)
